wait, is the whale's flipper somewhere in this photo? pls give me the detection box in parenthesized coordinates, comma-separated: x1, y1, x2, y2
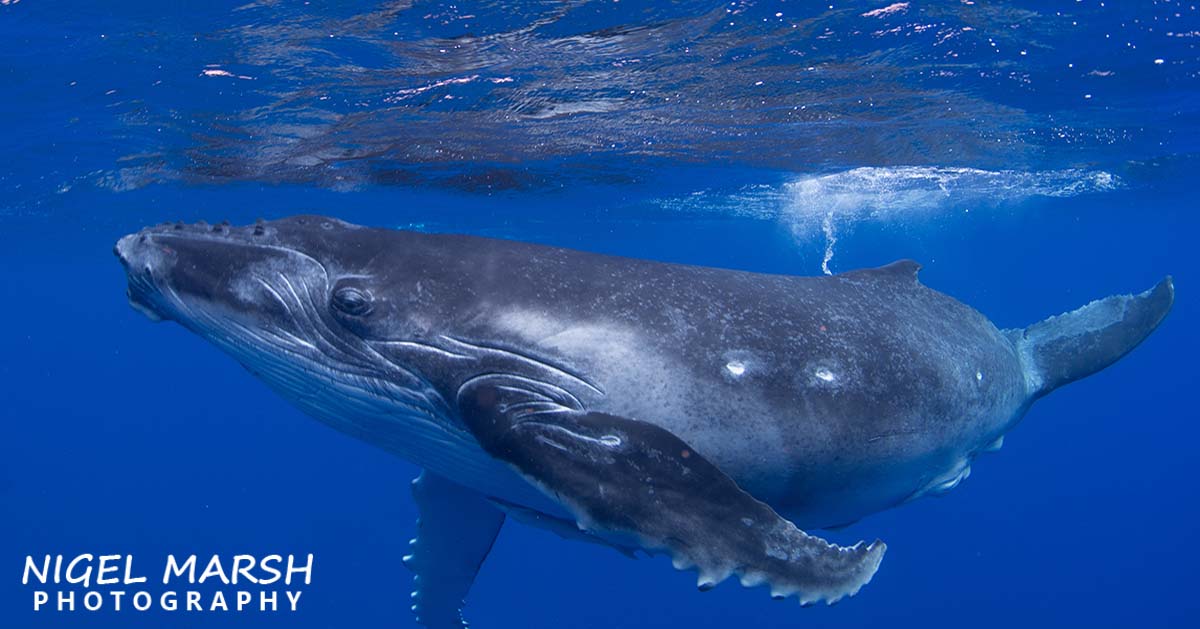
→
(405, 471, 505, 629)
(1013, 277, 1174, 398)
(458, 381, 886, 606)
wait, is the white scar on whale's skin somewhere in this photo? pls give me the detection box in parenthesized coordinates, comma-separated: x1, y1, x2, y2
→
(493, 308, 796, 500)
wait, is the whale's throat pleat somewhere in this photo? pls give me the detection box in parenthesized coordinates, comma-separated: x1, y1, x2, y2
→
(172, 287, 548, 512)
(244, 345, 553, 511)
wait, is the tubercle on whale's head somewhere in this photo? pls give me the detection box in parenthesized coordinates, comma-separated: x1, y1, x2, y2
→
(112, 216, 443, 422)
(114, 215, 360, 328)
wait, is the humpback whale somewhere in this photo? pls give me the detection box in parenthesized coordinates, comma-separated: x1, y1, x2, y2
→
(115, 216, 1173, 626)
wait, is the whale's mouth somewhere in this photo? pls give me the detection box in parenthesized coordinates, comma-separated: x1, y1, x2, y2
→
(114, 233, 171, 323)
(126, 290, 165, 322)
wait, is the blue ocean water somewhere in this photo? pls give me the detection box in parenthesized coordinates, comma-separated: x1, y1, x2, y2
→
(2, 1, 1197, 627)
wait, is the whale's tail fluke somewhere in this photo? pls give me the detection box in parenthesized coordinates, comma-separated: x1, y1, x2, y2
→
(1010, 277, 1174, 399)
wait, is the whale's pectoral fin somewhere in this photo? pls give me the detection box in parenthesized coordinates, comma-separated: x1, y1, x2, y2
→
(1012, 276, 1174, 398)
(404, 471, 505, 629)
(458, 382, 886, 606)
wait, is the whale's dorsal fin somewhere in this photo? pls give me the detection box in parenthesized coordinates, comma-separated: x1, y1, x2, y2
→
(457, 379, 886, 606)
(839, 259, 922, 284)
(404, 471, 505, 629)
(875, 259, 922, 281)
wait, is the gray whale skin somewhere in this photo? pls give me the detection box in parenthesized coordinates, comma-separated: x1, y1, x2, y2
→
(115, 216, 1173, 627)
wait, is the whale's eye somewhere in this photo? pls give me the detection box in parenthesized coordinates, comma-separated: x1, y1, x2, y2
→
(332, 287, 373, 317)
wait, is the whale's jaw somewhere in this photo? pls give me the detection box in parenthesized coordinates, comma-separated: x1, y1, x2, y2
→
(112, 219, 557, 514)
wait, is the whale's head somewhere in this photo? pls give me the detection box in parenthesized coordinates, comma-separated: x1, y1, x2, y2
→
(114, 215, 451, 435)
